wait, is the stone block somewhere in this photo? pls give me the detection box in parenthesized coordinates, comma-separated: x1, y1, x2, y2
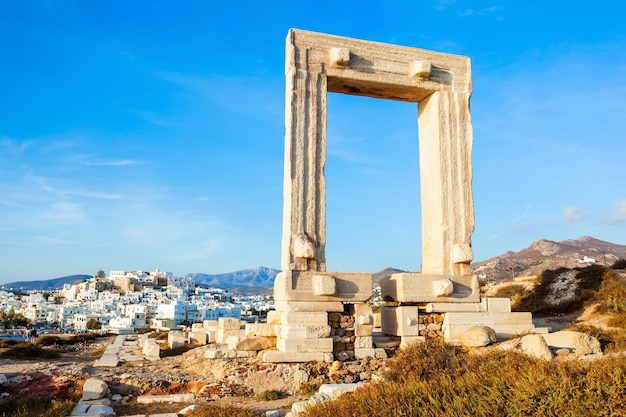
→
(381, 273, 479, 303)
(521, 334, 553, 361)
(168, 331, 186, 349)
(142, 339, 160, 359)
(137, 393, 195, 404)
(206, 330, 216, 344)
(278, 324, 331, 339)
(83, 404, 115, 416)
(274, 271, 372, 302)
(313, 274, 336, 296)
(381, 306, 420, 336)
(280, 311, 328, 325)
(82, 378, 108, 401)
(189, 331, 207, 345)
(277, 337, 333, 353)
(486, 298, 511, 313)
(318, 383, 365, 399)
(245, 323, 276, 337)
(354, 348, 376, 359)
(274, 300, 345, 312)
(226, 335, 246, 350)
(400, 336, 426, 349)
(235, 336, 276, 351)
(203, 320, 218, 331)
(541, 331, 601, 355)
(263, 351, 332, 363)
(267, 311, 281, 324)
(354, 336, 373, 349)
(373, 312, 381, 328)
(218, 318, 241, 330)
(217, 329, 242, 344)
(191, 323, 204, 331)
(424, 302, 484, 313)
(443, 312, 533, 326)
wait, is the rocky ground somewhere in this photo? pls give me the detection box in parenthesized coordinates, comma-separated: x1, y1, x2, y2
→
(0, 336, 386, 416)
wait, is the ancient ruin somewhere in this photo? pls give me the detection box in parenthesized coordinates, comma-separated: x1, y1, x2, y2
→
(262, 29, 540, 363)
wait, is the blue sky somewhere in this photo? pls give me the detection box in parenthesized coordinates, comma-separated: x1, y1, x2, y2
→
(1, 1, 625, 283)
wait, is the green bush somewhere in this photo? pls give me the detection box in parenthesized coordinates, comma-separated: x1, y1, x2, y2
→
(0, 342, 61, 359)
(0, 395, 76, 417)
(254, 389, 282, 401)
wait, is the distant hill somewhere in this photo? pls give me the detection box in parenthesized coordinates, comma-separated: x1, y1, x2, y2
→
(188, 266, 280, 289)
(472, 236, 626, 282)
(1, 275, 92, 292)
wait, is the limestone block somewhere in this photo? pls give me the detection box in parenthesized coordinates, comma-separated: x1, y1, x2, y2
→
(277, 337, 333, 353)
(83, 404, 115, 416)
(521, 335, 553, 361)
(137, 393, 196, 404)
(206, 330, 216, 344)
(313, 274, 336, 296)
(203, 320, 218, 331)
(461, 326, 496, 347)
(266, 411, 281, 417)
(354, 348, 376, 359)
(205, 348, 256, 359)
(191, 323, 204, 331)
(443, 312, 533, 326)
(168, 331, 186, 349)
(218, 318, 241, 330)
(354, 336, 373, 348)
(409, 59, 432, 78)
(267, 310, 281, 324)
(82, 378, 109, 401)
(226, 335, 245, 350)
(278, 324, 331, 339)
(292, 233, 315, 259)
(318, 383, 365, 400)
(443, 323, 538, 344)
(486, 298, 511, 313)
(263, 350, 332, 363)
(280, 311, 328, 325)
(381, 306, 419, 337)
(291, 400, 311, 415)
(400, 336, 426, 349)
(142, 339, 160, 359)
(329, 47, 350, 67)
(424, 302, 483, 313)
(189, 331, 207, 345)
(274, 271, 372, 302)
(381, 273, 479, 303)
(274, 300, 344, 312)
(541, 331, 602, 356)
(245, 323, 276, 337)
(235, 336, 276, 351)
(217, 329, 243, 344)
(373, 312, 381, 328)
(433, 278, 454, 297)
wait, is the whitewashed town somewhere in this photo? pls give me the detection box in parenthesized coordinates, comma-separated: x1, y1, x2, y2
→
(0, 269, 274, 334)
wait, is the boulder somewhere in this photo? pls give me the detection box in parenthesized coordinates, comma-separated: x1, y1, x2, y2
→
(541, 331, 602, 356)
(461, 326, 497, 347)
(520, 334, 553, 361)
(82, 378, 109, 401)
(235, 336, 276, 351)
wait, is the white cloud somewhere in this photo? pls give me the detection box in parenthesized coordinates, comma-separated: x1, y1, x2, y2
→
(563, 206, 584, 222)
(611, 199, 626, 223)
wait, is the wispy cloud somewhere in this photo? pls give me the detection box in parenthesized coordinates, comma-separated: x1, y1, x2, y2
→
(563, 206, 585, 222)
(0, 137, 32, 154)
(458, 6, 502, 17)
(603, 199, 626, 224)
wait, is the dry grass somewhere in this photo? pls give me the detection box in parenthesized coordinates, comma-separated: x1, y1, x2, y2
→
(0, 395, 77, 417)
(300, 339, 626, 417)
(184, 404, 260, 417)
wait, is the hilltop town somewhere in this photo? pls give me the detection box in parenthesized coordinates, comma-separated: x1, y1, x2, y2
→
(0, 269, 273, 333)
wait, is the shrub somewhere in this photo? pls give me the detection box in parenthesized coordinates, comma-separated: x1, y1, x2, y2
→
(184, 404, 259, 417)
(611, 258, 626, 270)
(254, 389, 281, 401)
(0, 395, 76, 417)
(301, 346, 626, 417)
(595, 270, 626, 314)
(383, 338, 465, 384)
(0, 342, 61, 359)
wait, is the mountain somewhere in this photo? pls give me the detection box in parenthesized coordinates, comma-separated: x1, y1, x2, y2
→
(1, 275, 92, 292)
(187, 266, 280, 289)
(471, 236, 626, 282)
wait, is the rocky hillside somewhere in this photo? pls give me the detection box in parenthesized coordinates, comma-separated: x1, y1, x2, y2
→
(472, 236, 626, 282)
